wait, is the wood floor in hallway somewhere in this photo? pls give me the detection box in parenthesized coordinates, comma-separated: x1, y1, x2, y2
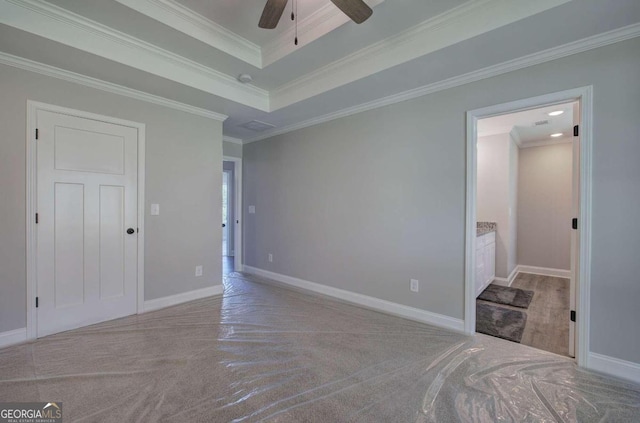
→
(479, 272, 570, 356)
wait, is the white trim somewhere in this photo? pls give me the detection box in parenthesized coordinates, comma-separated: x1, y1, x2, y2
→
(0, 328, 27, 349)
(113, 0, 262, 68)
(464, 86, 593, 370)
(0, 52, 227, 122)
(0, 0, 268, 111)
(223, 156, 243, 273)
(518, 136, 574, 149)
(492, 266, 519, 287)
(517, 265, 571, 279)
(26, 101, 146, 340)
(243, 266, 464, 333)
(509, 128, 523, 148)
(261, 0, 386, 67)
(137, 125, 146, 315)
(244, 22, 640, 143)
(269, 0, 571, 110)
(143, 285, 223, 313)
(588, 353, 640, 385)
(223, 136, 244, 145)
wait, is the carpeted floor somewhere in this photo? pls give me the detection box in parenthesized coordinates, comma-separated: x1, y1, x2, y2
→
(0, 272, 638, 422)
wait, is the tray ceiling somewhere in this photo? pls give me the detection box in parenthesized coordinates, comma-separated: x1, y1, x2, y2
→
(1, 0, 639, 141)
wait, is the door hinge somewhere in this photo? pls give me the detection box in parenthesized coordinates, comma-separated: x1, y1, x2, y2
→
(572, 218, 578, 230)
(573, 125, 579, 137)
(570, 310, 576, 322)
(35, 128, 39, 140)
(35, 213, 39, 224)
(35, 297, 39, 308)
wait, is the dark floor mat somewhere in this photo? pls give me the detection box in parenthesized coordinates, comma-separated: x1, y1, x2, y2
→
(476, 302, 527, 343)
(478, 284, 534, 308)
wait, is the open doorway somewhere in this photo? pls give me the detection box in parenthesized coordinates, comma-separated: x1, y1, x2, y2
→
(465, 87, 593, 366)
(222, 157, 243, 276)
(474, 101, 577, 357)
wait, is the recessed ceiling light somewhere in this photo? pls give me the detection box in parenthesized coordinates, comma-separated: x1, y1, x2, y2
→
(550, 133, 563, 138)
(237, 74, 253, 84)
(548, 110, 564, 116)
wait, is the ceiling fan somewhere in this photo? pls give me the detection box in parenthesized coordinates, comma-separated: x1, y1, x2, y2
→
(259, 0, 373, 29)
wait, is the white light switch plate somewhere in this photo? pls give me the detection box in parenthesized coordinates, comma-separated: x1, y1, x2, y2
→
(150, 204, 160, 215)
(249, 205, 256, 214)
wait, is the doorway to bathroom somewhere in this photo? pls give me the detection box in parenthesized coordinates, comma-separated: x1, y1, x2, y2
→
(465, 87, 593, 366)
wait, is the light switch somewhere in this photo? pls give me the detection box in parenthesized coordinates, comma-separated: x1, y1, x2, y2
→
(249, 205, 255, 214)
(150, 204, 160, 216)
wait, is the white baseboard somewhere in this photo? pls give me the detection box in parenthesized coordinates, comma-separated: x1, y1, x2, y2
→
(492, 266, 519, 287)
(243, 266, 464, 333)
(588, 352, 640, 385)
(516, 265, 571, 279)
(143, 285, 224, 313)
(0, 328, 27, 349)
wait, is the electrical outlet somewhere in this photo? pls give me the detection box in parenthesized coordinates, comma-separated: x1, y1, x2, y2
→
(268, 253, 273, 263)
(195, 265, 203, 277)
(410, 279, 419, 292)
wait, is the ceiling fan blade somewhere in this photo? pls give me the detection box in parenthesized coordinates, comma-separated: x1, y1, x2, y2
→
(330, 0, 373, 24)
(259, 0, 289, 29)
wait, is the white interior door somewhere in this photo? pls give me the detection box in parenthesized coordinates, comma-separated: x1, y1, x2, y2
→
(569, 101, 581, 358)
(36, 110, 138, 337)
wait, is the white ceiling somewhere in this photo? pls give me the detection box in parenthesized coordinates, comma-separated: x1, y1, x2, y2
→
(478, 102, 577, 146)
(0, 0, 639, 142)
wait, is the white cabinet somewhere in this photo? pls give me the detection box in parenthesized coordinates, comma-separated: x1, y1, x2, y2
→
(475, 231, 496, 297)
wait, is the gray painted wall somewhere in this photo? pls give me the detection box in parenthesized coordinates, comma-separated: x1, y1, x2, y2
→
(518, 143, 573, 270)
(0, 64, 223, 332)
(477, 133, 518, 278)
(244, 38, 640, 363)
(223, 141, 242, 158)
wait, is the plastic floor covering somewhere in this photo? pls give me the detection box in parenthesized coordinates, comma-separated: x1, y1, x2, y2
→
(1, 272, 638, 422)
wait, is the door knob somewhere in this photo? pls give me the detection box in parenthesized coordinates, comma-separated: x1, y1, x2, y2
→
(126, 228, 135, 234)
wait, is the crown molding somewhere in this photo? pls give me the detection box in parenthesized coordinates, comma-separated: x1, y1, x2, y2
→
(269, 0, 571, 110)
(223, 136, 244, 145)
(510, 128, 523, 147)
(518, 136, 573, 149)
(244, 22, 640, 143)
(0, 51, 228, 121)
(116, 0, 386, 69)
(261, 0, 385, 67)
(0, 0, 269, 111)
(114, 0, 262, 68)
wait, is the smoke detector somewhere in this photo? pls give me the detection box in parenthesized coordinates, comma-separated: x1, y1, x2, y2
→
(237, 74, 253, 84)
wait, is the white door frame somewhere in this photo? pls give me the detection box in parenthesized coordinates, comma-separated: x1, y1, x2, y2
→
(26, 100, 146, 340)
(223, 156, 243, 272)
(464, 86, 593, 367)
